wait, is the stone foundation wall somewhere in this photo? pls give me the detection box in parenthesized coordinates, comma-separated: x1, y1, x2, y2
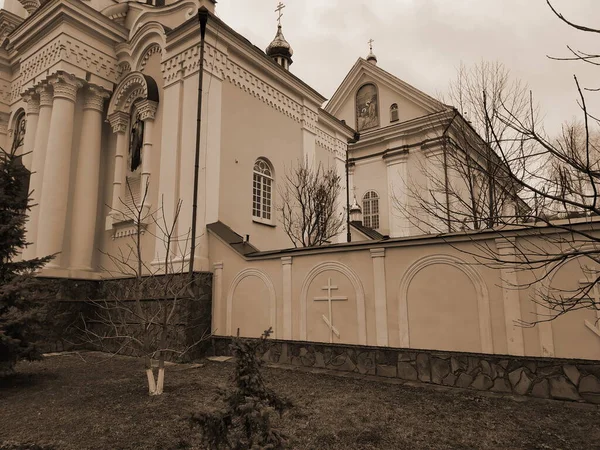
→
(34, 273, 213, 361)
(211, 337, 600, 404)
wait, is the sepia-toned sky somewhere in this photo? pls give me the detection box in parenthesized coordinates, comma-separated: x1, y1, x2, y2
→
(214, 0, 600, 136)
(2, 0, 599, 135)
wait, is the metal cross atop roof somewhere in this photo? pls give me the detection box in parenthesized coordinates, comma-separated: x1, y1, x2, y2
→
(275, 2, 286, 26)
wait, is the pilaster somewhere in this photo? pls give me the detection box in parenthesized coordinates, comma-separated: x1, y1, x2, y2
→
(282, 256, 293, 339)
(385, 151, 409, 238)
(371, 248, 389, 346)
(496, 237, 525, 356)
(22, 91, 40, 170)
(213, 261, 224, 335)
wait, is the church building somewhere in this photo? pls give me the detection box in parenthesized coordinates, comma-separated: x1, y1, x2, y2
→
(2, 0, 599, 364)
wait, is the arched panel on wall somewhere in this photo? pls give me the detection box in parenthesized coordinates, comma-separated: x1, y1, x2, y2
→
(398, 254, 493, 353)
(299, 261, 366, 345)
(226, 268, 277, 338)
(540, 255, 600, 359)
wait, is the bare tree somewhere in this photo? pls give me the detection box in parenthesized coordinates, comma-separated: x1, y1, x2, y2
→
(81, 180, 209, 395)
(278, 160, 344, 247)
(432, 2, 600, 326)
(396, 61, 531, 235)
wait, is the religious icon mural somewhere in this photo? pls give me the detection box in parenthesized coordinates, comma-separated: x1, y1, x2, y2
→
(356, 83, 379, 131)
(129, 109, 144, 172)
(12, 112, 26, 151)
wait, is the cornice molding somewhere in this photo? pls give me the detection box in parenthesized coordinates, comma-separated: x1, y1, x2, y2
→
(316, 127, 347, 160)
(9, 0, 128, 51)
(18, 34, 118, 95)
(0, 10, 24, 43)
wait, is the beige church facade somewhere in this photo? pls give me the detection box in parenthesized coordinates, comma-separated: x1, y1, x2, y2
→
(1, 0, 599, 361)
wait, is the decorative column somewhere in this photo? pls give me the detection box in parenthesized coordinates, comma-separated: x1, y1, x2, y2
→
(136, 99, 158, 208)
(36, 73, 82, 265)
(69, 86, 110, 271)
(22, 91, 40, 171)
(301, 105, 317, 168)
(371, 248, 389, 346)
(23, 85, 53, 260)
(334, 143, 347, 243)
(423, 146, 447, 233)
(0, 113, 8, 152)
(212, 262, 224, 335)
(106, 111, 129, 228)
(385, 152, 409, 238)
(496, 237, 525, 355)
(282, 256, 293, 339)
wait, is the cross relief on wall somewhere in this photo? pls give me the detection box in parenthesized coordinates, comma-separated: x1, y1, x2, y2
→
(579, 267, 600, 339)
(314, 277, 348, 343)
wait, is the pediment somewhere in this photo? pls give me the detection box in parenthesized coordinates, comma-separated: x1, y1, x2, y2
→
(326, 58, 449, 132)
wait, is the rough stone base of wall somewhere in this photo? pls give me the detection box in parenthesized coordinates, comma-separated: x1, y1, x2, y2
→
(211, 337, 600, 405)
(32, 273, 213, 361)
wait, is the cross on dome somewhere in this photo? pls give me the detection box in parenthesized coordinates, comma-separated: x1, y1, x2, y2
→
(275, 2, 285, 26)
(367, 38, 378, 65)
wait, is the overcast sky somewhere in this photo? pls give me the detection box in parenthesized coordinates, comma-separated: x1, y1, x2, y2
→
(214, 0, 600, 136)
(2, 0, 599, 135)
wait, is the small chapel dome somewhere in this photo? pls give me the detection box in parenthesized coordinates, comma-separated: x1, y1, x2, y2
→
(349, 196, 363, 223)
(266, 25, 293, 70)
(366, 50, 378, 65)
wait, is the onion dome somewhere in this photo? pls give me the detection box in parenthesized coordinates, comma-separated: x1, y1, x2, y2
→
(366, 50, 378, 65)
(266, 25, 293, 70)
(366, 39, 377, 65)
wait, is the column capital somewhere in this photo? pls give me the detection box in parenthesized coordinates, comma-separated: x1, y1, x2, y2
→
(281, 256, 293, 266)
(108, 111, 129, 134)
(48, 73, 83, 102)
(83, 85, 111, 112)
(36, 85, 53, 107)
(136, 99, 158, 121)
(18, 0, 40, 14)
(22, 90, 40, 115)
(213, 261, 224, 270)
(370, 248, 385, 259)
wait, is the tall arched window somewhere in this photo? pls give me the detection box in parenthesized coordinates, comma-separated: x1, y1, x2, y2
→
(363, 191, 380, 229)
(390, 103, 399, 122)
(253, 158, 274, 222)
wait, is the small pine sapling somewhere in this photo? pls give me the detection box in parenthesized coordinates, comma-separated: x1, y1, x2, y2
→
(191, 328, 292, 450)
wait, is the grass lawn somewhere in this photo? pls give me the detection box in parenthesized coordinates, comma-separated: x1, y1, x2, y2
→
(1, 352, 599, 450)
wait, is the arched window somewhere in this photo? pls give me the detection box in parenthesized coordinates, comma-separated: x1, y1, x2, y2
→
(253, 158, 274, 222)
(390, 103, 399, 122)
(363, 191, 380, 229)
